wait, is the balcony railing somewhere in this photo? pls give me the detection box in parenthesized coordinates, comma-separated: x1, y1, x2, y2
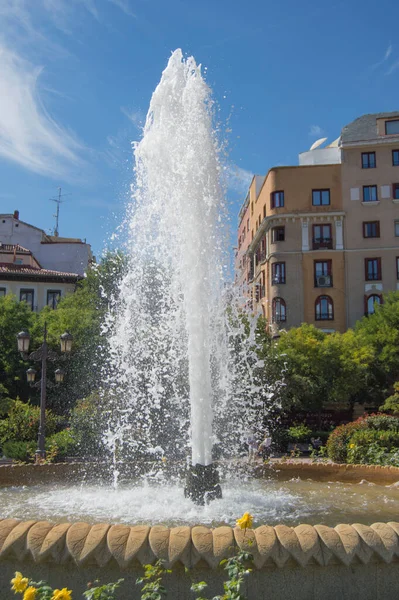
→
(312, 238, 333, 250)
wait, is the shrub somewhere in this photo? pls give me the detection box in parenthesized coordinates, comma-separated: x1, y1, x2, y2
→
(47, 429, 78, 461)
(287, 424, 312, 443)
(0, 400, 61, 445)
(363, 413, 399, 431)
(326, 419, 366, 462)
(380, 382, 399, 415)
(347, 429, 399, 466)
(2, 440, 35, 461)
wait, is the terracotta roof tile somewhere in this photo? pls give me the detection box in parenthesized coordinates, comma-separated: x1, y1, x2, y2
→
(0, 263, 80, 279)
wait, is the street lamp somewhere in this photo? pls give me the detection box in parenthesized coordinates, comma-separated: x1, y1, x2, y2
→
(17, 324, 72, 462)
(60, 331, 73, 354)
(17, 331, 30, 353)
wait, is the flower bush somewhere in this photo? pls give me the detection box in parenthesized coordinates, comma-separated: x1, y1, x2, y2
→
(327, 413, 399, 465)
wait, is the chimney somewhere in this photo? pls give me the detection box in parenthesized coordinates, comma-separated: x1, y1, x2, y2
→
(13, 210, 19, 220)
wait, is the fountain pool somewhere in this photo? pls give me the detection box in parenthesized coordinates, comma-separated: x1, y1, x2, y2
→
(0, 475, 398, 528)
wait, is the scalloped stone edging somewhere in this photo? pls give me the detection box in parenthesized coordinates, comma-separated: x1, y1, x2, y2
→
(0, 518, 399, 569)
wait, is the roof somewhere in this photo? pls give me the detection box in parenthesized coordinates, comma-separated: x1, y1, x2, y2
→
(0, 243, 31, 254)
(0, 263, 80, 283)
(341, 111, 399, 144)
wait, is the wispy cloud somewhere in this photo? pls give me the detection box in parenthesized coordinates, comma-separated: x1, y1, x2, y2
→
(0, 44, 85, 178)
(371, 43, 393, 71)
(386, 59, 399, 76)
(121, 107, 145, 130)
(309, 125, 323, 137)
(226, 165, 253, 193)
(107, 0, 136, 17)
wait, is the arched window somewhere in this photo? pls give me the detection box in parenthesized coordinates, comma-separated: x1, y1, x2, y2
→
(272, 297, 286, 323)
(366, 294, 382, 315)
(315, 295, 334, 320)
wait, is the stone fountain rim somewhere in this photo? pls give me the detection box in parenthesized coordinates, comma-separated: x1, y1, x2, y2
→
(0, 461, 398, 570)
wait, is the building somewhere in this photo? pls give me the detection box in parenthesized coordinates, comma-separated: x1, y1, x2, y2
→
(340, 112, 399, 327)
(234, 176, 264, 304)
(0, 243, 80, 311)
(235, 111, 399, 333)
(0, 211, 92, 277)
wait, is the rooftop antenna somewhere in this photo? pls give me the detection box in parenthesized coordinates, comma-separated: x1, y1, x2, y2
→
(50, 187, 71, 237)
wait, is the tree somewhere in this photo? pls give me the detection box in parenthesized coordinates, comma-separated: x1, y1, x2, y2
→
(273, 324, 371, 419)
(0, 294, 39, 403)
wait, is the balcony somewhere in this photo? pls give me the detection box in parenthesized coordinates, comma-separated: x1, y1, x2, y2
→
(312, 238, 333, 250)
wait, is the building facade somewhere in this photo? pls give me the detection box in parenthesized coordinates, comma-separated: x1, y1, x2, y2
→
(0, 211, 92, 277)
(235, 111, 399, 333)
(340, 112, 399, 327)
(0, 243, 80, 311)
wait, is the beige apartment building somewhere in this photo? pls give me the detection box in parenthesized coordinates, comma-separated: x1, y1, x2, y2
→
(341, 112, 399, 327)
(236, 111, 399, 333)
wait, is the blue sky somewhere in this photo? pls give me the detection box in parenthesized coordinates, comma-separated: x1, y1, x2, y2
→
(0, 0, 399, 258)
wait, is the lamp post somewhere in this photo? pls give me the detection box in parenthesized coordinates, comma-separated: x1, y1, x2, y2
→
(17, 325, 73, 462)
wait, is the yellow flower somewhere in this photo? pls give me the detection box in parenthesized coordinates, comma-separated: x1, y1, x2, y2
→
(11, 572, 29, 593)
(23, 587, 38, 600)
(161, 456, 167, 463)
(51, 589, 73, 600)
(236, 512, 254, 530)
(349, 443, 355, 449)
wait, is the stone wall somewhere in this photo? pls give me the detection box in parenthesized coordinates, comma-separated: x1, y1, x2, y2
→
(0, 518, 398, 599)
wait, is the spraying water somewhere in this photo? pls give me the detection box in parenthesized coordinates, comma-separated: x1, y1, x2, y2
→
(103, 50, 228, 470)
(102, 50, 278, 495)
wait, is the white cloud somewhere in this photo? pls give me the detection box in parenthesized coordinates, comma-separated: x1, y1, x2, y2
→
(121, 106, 145, 129)
(0, 44, 85, 178)
(226, 165, 253, 193)
(107, 0, 136, 17)
(386, 59, 399, 76)
(371, 43, 393, 71)
(309, 125, 323, 137)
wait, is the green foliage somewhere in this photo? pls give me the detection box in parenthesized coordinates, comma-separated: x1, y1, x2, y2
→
(0, 294, 39, 402)
(83, 579, 124, 599)
(136, 561, 171, 600)
(347, 429, 399, 466)
(380, 382, 399, 415)
(2, 439, 35, 461)
(273, 324, 372, 414)
(47, 429, 78, 461)
(0, 400, 60, 445)
(69, 392, 106, 457)
(363, 413, 399, 431)
(326, 420, 366, 462)
(287, 424, 312, 442)
(191, 550, 253, 600)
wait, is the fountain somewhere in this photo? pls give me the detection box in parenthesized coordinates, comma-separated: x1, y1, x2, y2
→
(101, 49, 249, 505)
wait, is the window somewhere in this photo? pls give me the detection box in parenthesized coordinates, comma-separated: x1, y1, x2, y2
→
(20, 289, 34, 310)
(393, 183, 399, 200)
(393, 150, 399, 166)
(312, 189, 330, 206)
(385, 120, 399, 135)
(251, 202, 254, 215)
(314, 260, 332, 287)
(0, 288, 6, 297)
(397, 257, 399, 280)
(366, 294, 382, 316)
(315, 295, 334, 320)
(247, 219, 249, 232)
(395, 222, 399, 237)
(365, 258, 382, 281)
(363, 185, 378, 202)
(312, 224, 332, 249)
(362, 152, 376, 169)
(47, 290, 61, 309)
(263, 205, 266, 219)
(271, 226, 285, 242)
(363, 221, 380, 238)
(272, 297, 286, 322)
(271, 262, 286, 284)
(271, 191, 284, 208)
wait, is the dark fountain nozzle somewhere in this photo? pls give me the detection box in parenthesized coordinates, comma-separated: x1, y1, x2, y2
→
(184, 463, 222, 505)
